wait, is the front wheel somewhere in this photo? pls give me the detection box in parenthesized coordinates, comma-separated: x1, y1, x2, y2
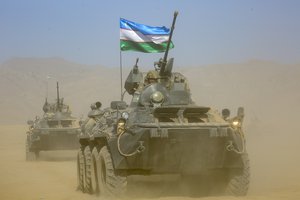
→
(77, 148, 86, 192)
(85, 146, 99, 194)
(97, 146, 127, 197)
(25, 138, 37, 161)
(225, 154, 250, 196)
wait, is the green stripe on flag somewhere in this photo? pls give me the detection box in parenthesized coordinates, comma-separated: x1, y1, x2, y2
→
(120, 40, 174, 53)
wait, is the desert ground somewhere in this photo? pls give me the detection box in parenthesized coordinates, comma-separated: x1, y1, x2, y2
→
(0, 58, 300, 199)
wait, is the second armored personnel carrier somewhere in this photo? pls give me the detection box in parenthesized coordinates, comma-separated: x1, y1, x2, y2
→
(26, 82, 80, 161)
(77, 12, 249, 197)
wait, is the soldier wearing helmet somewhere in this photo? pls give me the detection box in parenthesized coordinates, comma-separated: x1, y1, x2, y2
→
(145, 70, 159, 85)
(82, 101, 103, 136)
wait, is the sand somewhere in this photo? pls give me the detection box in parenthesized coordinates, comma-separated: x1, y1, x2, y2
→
(0, 123, 299, 200)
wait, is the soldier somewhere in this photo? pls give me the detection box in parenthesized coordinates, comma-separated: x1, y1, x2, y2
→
(42, 99, 51, 113)
(222, 108, 230, 121)
(145, 70, 159, 85)
(83, 102, 103, 136)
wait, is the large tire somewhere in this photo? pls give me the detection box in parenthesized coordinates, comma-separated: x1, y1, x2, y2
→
(77, 148, 86, 192)
(26, 138, 37, 161)
(225, 154, 250, 196)
(97, 146, 127, 197)
(84, 146, 99, 194)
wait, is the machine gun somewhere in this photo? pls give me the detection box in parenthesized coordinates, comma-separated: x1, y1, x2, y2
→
(56, 82, 61, 112)
(157, 11, 178, 76)
(124, 58, 143, 95)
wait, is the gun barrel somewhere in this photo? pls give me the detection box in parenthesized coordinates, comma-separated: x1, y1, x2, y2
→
(56, 82, 61, 111)
(160, 11, 178, 75)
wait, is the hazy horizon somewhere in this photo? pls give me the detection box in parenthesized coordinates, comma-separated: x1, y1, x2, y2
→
(1, 56, 300, 70)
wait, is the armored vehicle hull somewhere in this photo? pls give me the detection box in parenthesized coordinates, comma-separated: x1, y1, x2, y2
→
(108, 122, 244, 175)
(27, 127, 80, 151)
(78, 103, 249, 197)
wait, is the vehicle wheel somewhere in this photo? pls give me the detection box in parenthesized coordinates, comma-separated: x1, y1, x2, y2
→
(97, 146, 127, 197)
(77, 148, 86, 192)
(225, 154, 250, 196)
(26, 138, 37, 161)
(84, 146, 99, 194)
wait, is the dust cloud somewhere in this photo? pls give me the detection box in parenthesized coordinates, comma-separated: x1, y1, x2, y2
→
(0, 58, 300, 199)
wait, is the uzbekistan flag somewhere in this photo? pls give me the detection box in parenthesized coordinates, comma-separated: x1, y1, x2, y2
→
(120, 18, 174, 53)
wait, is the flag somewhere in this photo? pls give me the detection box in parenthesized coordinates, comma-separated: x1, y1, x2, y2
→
(120, 18, 174, 53)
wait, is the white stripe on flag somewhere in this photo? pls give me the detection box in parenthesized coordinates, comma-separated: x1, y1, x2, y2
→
(120, 29, 169, 44)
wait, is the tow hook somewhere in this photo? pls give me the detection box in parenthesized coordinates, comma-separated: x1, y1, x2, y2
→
(226, 141, 234, 152)
(137, 141, 146, 153)
(226, 140, 245, 154)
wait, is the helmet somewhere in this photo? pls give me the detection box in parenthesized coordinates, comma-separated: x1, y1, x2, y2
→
(145, 70, 159, 84)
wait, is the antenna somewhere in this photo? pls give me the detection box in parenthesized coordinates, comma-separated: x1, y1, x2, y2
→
(46, 75, 51, 99)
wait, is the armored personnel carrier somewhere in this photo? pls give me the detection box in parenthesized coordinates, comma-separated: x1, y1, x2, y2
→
(26, 82, 80, 161)
(77, 12, 249, 197)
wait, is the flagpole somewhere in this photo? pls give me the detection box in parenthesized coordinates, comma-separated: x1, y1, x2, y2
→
(119, 50, 123, 101)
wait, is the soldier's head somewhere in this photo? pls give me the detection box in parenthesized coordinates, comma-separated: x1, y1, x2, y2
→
(222, 108, 230, 120)
(90, 101, 102, 110)
(145, 71, 158, 84)
(95, 101, 102, 109)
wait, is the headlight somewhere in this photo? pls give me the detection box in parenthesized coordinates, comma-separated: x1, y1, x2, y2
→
(150, 91, 164, 103)
(121, 112, 129, 119)
(232, 120, 240, 127)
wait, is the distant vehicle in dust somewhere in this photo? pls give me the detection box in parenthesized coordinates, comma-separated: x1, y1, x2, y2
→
(26, 82, 80, 161)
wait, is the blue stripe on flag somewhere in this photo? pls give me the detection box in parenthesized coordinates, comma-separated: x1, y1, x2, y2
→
(120, 18, 170, 35)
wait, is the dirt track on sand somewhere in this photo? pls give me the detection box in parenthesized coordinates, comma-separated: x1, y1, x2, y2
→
(0, 125, 300, 200)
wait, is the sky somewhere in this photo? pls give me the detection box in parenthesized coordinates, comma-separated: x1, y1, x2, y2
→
(1, 0, 300, 68)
